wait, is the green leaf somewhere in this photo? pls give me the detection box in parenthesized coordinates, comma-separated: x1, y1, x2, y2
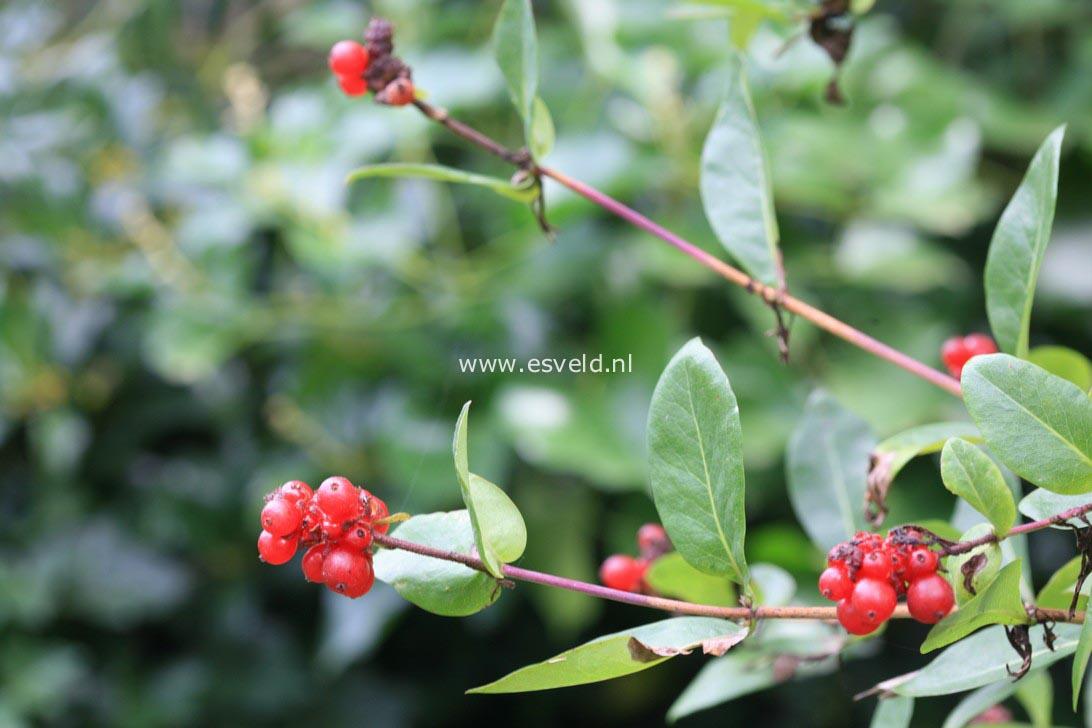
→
(468, 473, 527, 563)
(872, 422, 982, 490)
(940, 438, 1017, 536)
(529, 96, 555, 160)
(666, 624, 841, 723)
(942, 679, 1023, 728)
(492, 0, 538, 132)
(887, 623, 1082, 696)
(667, 653, 779, 723)
(452, 402, 527, 578)
(1015, 670, 1052, 728)
(921, 560, 1029, 653)
(373, 511, 501, 616)
(787, 389, 876, 551)
(468, 617, 746, 694)
(1018, 489, 1091, 528)
(647, 338, 749, 587)
(851, 0, 877, 13)
(700, 53, 781, 287)
(1072, 580, 1092, 710)
(1085, 663, 1092, 727)
(947, 524, 1003, 605)
(681, 0, 801, 23)
(729, 8, 764, 48)
(984, 126, 1065, 358)
(1028, 346, 1092, 392)
(346, 163, 538, 203)
(1035, 556, 1086, 611)
(870, 695, 914, 728)
(644, 552, 736, 606)
(751, 619, 846, 658)
(962, 354, 1092, 494)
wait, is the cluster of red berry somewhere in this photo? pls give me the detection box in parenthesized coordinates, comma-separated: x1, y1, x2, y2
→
(258, 477, 390, 598)
(328, 18, 415, 105)
(599, 523, 672, 593)
(819, 530, 954, 635)
(941, 333, 997, 378)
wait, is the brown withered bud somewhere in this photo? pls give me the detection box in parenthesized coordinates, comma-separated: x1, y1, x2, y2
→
(365, 18, 395, 58)
(376, 78, 415, 106)
(365, 55, 411, 93)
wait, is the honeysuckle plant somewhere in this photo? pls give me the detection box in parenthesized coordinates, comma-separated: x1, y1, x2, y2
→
(254, 3, 1092, 724)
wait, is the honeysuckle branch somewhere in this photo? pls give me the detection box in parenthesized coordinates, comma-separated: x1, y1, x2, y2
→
(408, 98, 963, 398)
(372, 533, 1086, 624)
(939, 501, 1092, 556)
(412, 99, 531, 167)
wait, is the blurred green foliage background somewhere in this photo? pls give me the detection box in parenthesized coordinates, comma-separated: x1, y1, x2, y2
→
(1, 0, 1090, 725)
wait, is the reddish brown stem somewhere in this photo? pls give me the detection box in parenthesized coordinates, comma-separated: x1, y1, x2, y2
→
(373, 533, 1084, 623)
(538, 166, 962, 396)
(412, 99, 530, 166)
(944, 501, 1092, 555)
(408, 99, 962, 397)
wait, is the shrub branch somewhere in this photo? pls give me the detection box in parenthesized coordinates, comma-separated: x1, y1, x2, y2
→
(375, 501, 1092, 624)
(941, 501, 1092, 555)
(408, 98, 962, 397)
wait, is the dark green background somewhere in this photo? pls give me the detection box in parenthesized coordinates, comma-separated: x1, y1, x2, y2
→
(1, 0, 1090, 725)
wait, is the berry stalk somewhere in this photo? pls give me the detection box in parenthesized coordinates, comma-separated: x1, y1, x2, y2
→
(408, 98, 962, 398)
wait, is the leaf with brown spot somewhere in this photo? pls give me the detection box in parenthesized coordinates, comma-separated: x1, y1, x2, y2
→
(701, 630, 749, 657)
(962, 553, 988, 596)
(628, 628, 747, 662)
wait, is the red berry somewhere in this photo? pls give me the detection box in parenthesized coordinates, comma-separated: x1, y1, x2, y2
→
(302, 544, 326, 583)
(378, 78, 415, 106)
(328, 40, 370, 77)
(322, 547, 375, 598)
(853, 537, 884, 569)
(279, 480, 313, 505)
(261, 498, 302, 537)
(827, 544, 847, 567)
(368, 496, 390, 535)
(907, 574, 955, 623)
(906, 547, 939, 581)
(315, 477, 362, 522)
(891, 550, 908, 576)
(963, 333, 998, 358)
(851, 578, 897, 623)
(854, 532, 882, 552)
(343, 523, 373, 551)
(818, 566, 853, 601)
(337, 74, 369, 97)
(942, 334, 997, 378)
(858, 551, 893, 581)
(321, 519, 344, 541)
(300, 503, 322, 533)
(837, 598, 880, 636)
(637, 523, 668, 551)
(258, 530, 298, 565)
(941, 336, 970, 378)
(599, 554, 645, 592)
